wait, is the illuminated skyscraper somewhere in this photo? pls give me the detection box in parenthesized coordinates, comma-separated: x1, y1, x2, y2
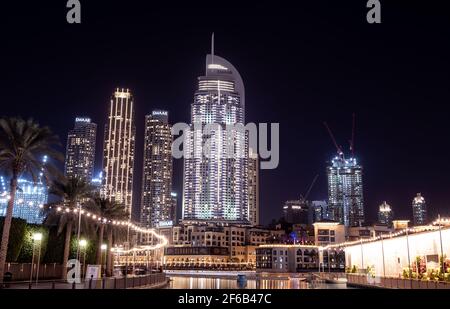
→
(378, 201, 393, 226)
(140, 110, 174, 228)
(327, 156, 364, 227)
(248, 148, 259, 226)
(0, 156, 48, 224)
(182, 45, 248, 223)
(64, 117, 97, 181)
(101, 88, 136, 216)
(412, 193, 427, 225)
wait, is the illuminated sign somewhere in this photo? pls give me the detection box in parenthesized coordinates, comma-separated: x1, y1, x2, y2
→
(75, 117, 91, 123)
(158, 220, 173, 227)
(152, 110, 168, 116)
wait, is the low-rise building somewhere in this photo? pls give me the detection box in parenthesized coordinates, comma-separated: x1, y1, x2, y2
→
(313, 221, 346, 246)
(347, 224, 393, 241)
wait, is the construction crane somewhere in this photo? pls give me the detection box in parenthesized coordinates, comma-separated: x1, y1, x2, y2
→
(323, 122, 344, 157)
(300, 174, 319, 202)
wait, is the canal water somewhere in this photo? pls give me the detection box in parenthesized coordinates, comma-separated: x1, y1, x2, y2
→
(167, 276, 349, 289)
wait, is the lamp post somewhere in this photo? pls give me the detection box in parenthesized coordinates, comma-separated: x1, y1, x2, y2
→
(405, 228, 412, 288)
(79, 239, 87, 279)
(381, 234, 386, 278)
(30, 233, 43, 286)
(438, 215, 445, 275)
(101, 244, 107, 276)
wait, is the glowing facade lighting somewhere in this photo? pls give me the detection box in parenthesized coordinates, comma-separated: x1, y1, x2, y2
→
(101, 88, 135, 217)
(327, 156, 364, 227)
(182, 52, 249, 222)
(412, 193, 427, 225)
(0, 175, 47, 224)
(101, 244, 107, 250)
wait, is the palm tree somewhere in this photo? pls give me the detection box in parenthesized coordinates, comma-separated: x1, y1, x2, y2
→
(0, 117, 63, 284)
(85, 197, 127, 267)
(104, 206, 128, 277)
(45, 177, 94, 279)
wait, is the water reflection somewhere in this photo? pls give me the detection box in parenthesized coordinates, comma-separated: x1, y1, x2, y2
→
(168, 276, 348, 289)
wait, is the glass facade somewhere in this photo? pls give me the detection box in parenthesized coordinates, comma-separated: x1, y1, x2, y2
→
(378, 201, 394, 226)
(182, 54, 249, 222)
(64, 117, 97, 181)
(412, 193, 427, 225)
(140, 110, 173, 228)
(327, 156, 364, 227)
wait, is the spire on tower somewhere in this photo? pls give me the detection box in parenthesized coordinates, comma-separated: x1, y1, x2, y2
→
(211, 32, 215, 64)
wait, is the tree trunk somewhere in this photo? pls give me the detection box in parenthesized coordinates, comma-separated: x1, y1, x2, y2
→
(106, 228, 113, 277)
(0, 177, 18, 284)
(61, 220, 73, 279)
(96, 225, 105, 265)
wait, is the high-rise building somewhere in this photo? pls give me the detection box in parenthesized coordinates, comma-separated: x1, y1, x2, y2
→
(171, 192, 178, 225)
(378, 201, 394, 226)
(64, 117, 97, 181)
(182, 47, 248, 223)
(310, 200, 329, 223)
(327, 156, 364, 227)
(412, 193, 427, 226)
(283, 200, 309, 224)
(101, 88, 136, 216)
(248, 148, 259, 226)
(140, 110, 174, 228)
(0, 156, 48, 224)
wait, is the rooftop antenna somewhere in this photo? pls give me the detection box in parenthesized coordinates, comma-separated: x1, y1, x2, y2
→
(349, 113, 356, 157)
(211, 32, 215, 64)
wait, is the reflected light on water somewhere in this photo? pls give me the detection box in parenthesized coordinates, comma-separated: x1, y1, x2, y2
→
(168, 276, 345, 289)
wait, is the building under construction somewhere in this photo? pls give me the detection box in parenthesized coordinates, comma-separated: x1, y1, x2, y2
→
(324, 114, 365, 227)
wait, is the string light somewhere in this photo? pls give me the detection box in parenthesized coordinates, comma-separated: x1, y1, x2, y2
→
(46, 204, 168, 250)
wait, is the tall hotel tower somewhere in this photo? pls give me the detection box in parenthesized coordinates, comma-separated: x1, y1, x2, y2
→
(101, 88, 136, 216)
(327, 156, 364, 227)
(64, 117, 97, 181)
(140, 110, 174, 228)
(182, 41, 249, 223)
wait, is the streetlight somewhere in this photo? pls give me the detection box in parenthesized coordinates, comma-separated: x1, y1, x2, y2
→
(79, 239, 87, 279)
(30, 233, 43, 286)
(101, 244, 107, 276)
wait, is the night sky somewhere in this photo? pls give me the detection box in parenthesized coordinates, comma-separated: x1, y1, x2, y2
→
(2, 1, 450, 225)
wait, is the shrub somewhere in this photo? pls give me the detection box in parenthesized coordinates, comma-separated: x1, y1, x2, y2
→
(0, 217, 27, 262)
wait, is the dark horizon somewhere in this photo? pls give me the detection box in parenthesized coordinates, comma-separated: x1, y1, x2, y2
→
(2, 1, 450, 225)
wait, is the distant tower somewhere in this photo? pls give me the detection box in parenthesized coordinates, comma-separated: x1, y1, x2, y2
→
(325, 116, 364, 227)
(101, 88, 136, 217)
(283, 200, 309, 224)
(378, 201, 393, 226)
(64, 117, 97, 181)
(327, 157, 364, 227)
(140, 110, 173, 228)
(248, 148, 259, 226)
(412, 193, 427, 225)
